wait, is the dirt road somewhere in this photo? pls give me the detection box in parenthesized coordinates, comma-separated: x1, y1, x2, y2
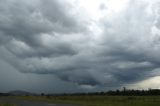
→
(0, 97, 79, 106)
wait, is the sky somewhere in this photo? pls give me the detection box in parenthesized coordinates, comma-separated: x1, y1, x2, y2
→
(0, 0, 160, 93)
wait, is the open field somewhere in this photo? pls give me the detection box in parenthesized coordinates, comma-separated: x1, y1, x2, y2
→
(0, 103, 16, 106)
(16, 95, 160, 106)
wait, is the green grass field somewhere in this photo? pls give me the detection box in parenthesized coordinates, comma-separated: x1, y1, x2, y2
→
(18, 95, 160, 106)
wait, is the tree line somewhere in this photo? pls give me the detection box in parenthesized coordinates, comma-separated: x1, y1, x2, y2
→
(44, 88, 160, 96)
(1, 88, 160, 96)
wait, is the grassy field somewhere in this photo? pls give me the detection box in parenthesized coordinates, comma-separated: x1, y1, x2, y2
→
(0, 103, 16, 106)
(17, 95, 160, 106)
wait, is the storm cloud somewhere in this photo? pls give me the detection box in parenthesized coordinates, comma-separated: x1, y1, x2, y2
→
(0, 0, 160, 92)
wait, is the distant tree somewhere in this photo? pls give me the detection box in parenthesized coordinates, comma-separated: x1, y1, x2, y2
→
(41, 93, 45, 96)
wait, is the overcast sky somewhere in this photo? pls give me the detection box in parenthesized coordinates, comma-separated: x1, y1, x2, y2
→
(0, 0, 160, 93)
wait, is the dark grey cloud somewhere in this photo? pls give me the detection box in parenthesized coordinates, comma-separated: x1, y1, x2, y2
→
(96, 0, 160, 85)
(0, 0, 86, 46)
(0, 0, 160, 92)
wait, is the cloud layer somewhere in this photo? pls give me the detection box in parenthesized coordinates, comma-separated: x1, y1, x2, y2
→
(0, 0, 160, 90)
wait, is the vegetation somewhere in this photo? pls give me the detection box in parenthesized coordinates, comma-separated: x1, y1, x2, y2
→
(0, 103, 16, 106)
(1, 88, 160, 106)
(1, 88, 160, 96)
(18, 95, 160, 106)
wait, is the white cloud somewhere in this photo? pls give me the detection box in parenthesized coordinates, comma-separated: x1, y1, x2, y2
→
(128, 76, 160, 89)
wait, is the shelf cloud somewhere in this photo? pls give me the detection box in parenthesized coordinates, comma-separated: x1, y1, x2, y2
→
(0, 0, 160, 92)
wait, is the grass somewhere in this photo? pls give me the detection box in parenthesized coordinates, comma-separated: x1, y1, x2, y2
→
(0, 103, 16, 106)
(17, 95, 160, 106)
